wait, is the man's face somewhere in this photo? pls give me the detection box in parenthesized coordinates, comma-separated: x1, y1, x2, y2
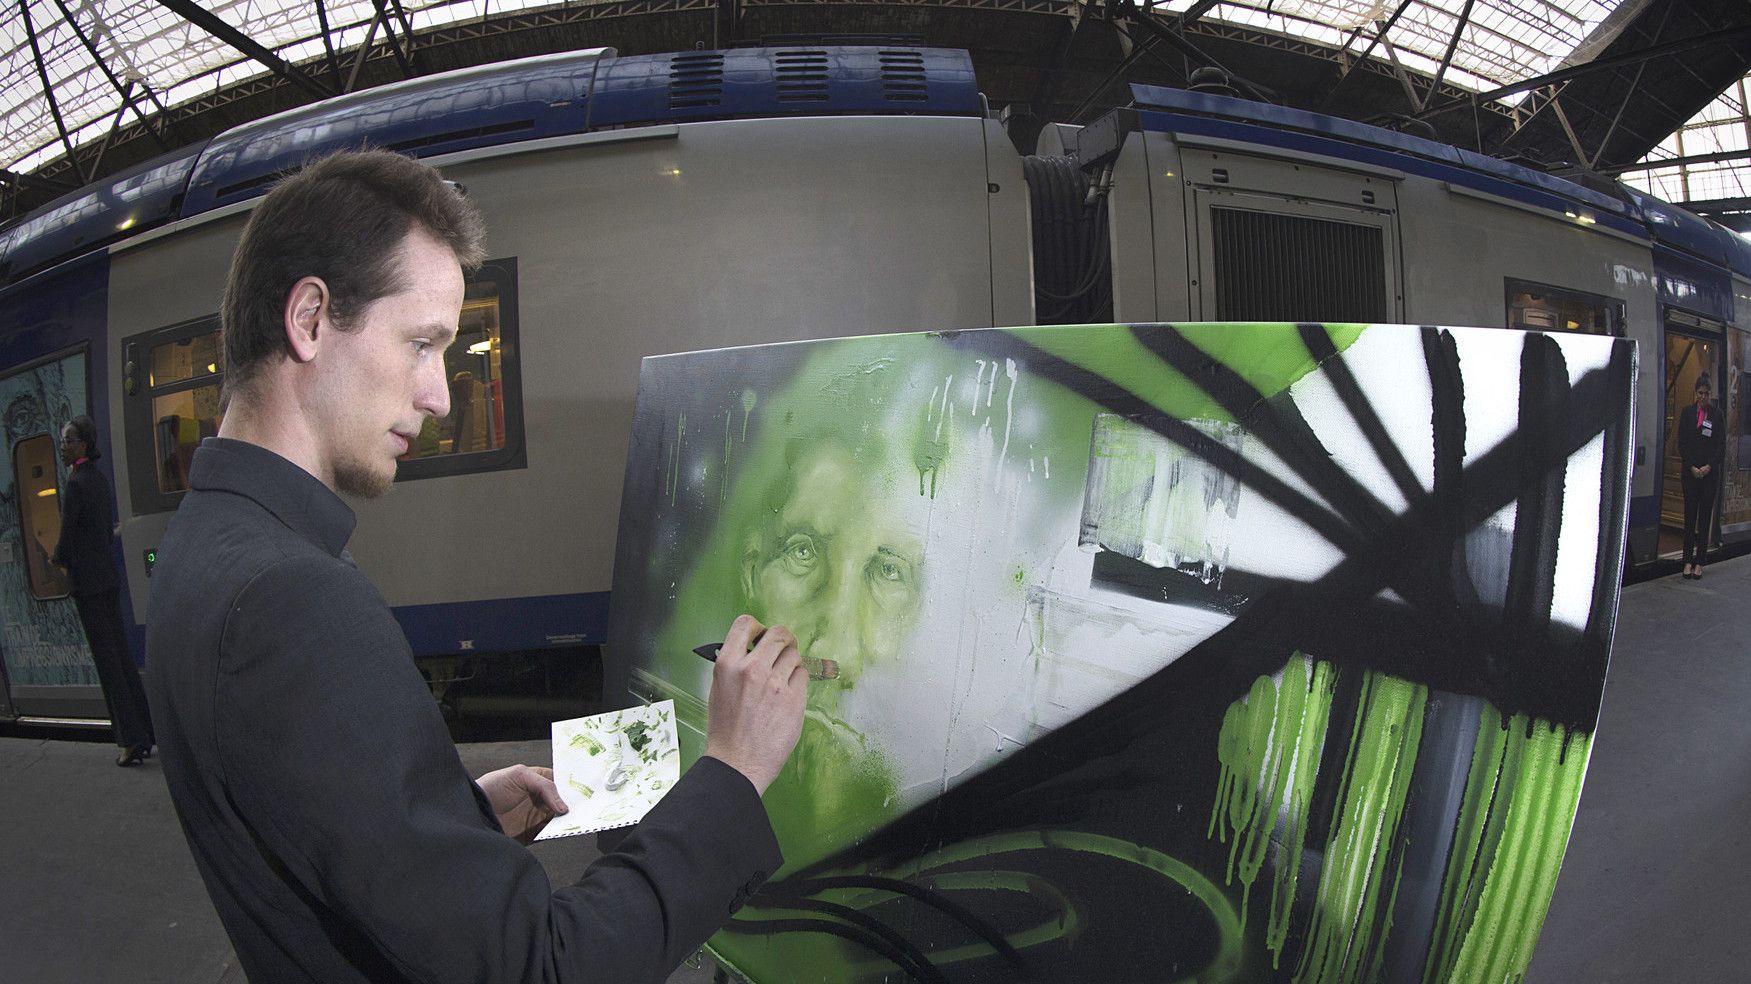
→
(59, 423, 83, 466)
(1698, 382, 1712, 404)
(309, 227, 463, 498)
(743, 440, 924, 693)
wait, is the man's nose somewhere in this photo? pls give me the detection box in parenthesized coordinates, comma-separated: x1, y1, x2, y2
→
(416, 360, 450, 419)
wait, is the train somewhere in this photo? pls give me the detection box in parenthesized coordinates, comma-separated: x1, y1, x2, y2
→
(1, 44, 1747, 727)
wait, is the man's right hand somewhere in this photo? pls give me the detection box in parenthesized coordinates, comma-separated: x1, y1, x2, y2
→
(703, 615, 807, 796)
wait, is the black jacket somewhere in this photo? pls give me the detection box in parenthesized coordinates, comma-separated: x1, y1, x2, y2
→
(144, 438, 780, 984)
(1678, 399, 1724, 472)
(53, 458, 119, 595)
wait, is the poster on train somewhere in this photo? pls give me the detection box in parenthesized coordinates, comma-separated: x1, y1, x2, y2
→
(606, 321, 1636, 984)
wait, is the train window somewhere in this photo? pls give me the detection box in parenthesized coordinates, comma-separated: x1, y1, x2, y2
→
(14, 434, 72, 600)
(122, 259, 525, 513)
(151, 383, 223, 494)
(1505, 280, 1623, 336)
(403, 278, 507, 460)
(150, 331, 223, 387)
(393, 257, 526, 483)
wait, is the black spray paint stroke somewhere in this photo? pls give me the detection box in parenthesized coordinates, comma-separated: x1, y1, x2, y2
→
(730, 327, 1634, 980)
(1296, 323, 1431, 515)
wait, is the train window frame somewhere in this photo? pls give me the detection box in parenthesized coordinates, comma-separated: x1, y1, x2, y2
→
(1504, 279, 1624, 336)
(122, 258, 526, 515)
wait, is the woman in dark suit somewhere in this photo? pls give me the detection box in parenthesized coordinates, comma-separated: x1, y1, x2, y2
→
(1678, 373, 1724, 580)
(54, 415, 155, 765)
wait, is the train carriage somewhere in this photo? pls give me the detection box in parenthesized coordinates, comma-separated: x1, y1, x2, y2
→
(0, 44, 1746, 727)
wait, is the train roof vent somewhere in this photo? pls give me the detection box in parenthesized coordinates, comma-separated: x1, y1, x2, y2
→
(669, 52, 726, 109)
(589, 47, 982, 129)
(774, 50, 830, 102)
(879, 50, 930, 103)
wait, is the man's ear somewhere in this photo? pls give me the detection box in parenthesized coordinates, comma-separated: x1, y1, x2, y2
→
(283, 277, 330, 364)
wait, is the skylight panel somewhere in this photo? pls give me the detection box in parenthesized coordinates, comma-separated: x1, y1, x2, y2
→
(1621, 74, 1750, 207)
(1150, 0, 1623, 104)
(2, 0, 570, 175)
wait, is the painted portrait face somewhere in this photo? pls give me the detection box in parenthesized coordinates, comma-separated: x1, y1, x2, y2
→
(741, 437, 924, 694)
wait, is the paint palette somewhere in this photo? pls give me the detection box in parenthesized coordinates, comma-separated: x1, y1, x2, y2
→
(607, 322, 1634, 983)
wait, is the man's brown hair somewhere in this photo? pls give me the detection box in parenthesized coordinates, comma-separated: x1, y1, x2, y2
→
(220, 149, 486, 402)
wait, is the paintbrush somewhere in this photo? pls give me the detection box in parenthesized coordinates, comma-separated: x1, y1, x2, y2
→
(692, 642, 839, 681)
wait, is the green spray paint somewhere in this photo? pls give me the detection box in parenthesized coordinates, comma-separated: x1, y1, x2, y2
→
(1423, 712, 1592, 984)
(1209, 654, 1335, 965)
(1293, 671, 1428, 984)
(722, 829, 1244, 983)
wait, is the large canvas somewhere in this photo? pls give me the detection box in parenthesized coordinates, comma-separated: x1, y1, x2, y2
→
(606, 322, 1635, 984)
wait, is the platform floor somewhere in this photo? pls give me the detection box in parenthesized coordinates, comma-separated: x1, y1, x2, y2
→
(2, 558, 1748, 983)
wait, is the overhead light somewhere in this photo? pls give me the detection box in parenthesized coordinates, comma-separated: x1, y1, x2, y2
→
(468, 340, 492, 355)
(116, 216, 136, 231)
(1576, 214, 1597, 225)
(664, 167, 682, 177)
(1564, 211, 1578, 219)
(36, 488, 55, 498)
(207, 363, 217, 373)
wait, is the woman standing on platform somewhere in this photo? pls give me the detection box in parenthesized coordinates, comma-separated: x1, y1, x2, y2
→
(54, 415, 155, 765)
(1679, 374, 1725, 580)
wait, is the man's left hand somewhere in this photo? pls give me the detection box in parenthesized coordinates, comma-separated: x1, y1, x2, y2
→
(477, 765, 568, 845)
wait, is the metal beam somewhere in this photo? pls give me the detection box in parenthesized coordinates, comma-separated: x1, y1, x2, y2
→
(0, 168, 78, 195)
(1321, 0, 1416, 107)
(1601, 149, 1750, 176)
(154, 0, 333, 99)
(1429, 0, 1476, 98)
(1549, 90, 1589, 166)
(1029, 12, 1084, 118)
(314, 0, 344, 89)
(372, 0, 414, 77)
(1409, 25, 1751, 122)
(1377, 35, 1425, 112)
(1066, 26, 1162, 124)
(49, 0, 175, 153)
(1129, 5, 1275, 104)
(344, 6, 388, 94)
(18, 0, 79, 167)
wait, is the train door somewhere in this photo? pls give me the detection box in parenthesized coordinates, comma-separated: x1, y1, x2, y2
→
(1659, 314, 1725, 560)
(0, 347, 103, 720)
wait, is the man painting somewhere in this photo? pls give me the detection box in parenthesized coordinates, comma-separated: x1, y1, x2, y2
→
(145, 150, 808, 983)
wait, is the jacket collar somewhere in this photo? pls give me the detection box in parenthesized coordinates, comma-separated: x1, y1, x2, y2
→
(187, 438, 357, 558)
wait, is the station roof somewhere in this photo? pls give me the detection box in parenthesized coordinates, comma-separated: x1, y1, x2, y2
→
(3, 0, 1748, 224)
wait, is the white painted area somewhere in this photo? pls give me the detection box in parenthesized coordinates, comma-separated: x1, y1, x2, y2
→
(1289, 366, 1411, 515)
(1330, 328, 1439, 494)
(1550, 433, 1607, 630)
(1452, 327, 1527, 469)
(992, 590, 1233, 741)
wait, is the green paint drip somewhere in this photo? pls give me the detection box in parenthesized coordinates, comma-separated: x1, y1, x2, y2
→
(1292, 672, 1427, 984)
(1209, 655, 1334, 965)
(1443, 719, 1592, 984)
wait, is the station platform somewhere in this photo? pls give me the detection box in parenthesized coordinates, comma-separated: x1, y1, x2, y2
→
(3, 557, 1748, 983)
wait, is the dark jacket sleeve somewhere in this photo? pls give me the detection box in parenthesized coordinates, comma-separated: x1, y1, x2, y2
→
(215, 555, 781, 984)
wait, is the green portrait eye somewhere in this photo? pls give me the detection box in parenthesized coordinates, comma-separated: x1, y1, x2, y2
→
(779, 533, 819, 576)
(866, 548, 914, 594)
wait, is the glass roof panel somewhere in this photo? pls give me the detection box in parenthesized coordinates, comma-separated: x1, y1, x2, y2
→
(2, 0, 575, 176)
(1151, 0, 1624, 103)
(1621, 74, 1750, 207)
